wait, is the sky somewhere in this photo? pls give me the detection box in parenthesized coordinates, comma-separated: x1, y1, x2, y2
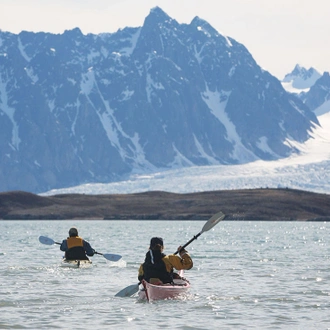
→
(1, 0, 329, 79)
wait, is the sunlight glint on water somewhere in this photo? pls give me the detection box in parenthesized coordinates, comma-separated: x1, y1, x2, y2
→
(0, 220, 329, 329)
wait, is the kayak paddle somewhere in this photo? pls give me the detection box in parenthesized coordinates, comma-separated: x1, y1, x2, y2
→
(114, 211, 225, 298)
(38, 235, 122, 262)
(174, 211, 226, 254)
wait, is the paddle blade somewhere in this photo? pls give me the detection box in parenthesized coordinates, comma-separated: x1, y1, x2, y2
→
(39, 236, 55, 245)
(201, 211, 225, 233)
(102, 253, 122, 262)
(115, 283, 139, 297)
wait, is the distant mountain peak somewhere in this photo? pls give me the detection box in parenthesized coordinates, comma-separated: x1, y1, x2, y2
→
(140, 6, 176, 33)
(190, 16, 219, 37)
(282, 64, 322, 92)
(303, 71, 330, 115)
(191, 16, 207, 25)
(147, 6, 172, 22)
(150, 6, 168, 15)
(291, 63, 305, 74)
(63, 27, 83, 36)
(290, 64, 317, 79)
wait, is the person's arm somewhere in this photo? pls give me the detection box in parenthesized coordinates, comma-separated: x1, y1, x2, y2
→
(138, 264, 144, 281)
(166, 248, 193, 270)
(83, 240, 95, 256)
(60, 240, 68, 252)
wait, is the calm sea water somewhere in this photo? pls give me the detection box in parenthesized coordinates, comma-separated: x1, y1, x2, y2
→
(1, 220, 330, 329)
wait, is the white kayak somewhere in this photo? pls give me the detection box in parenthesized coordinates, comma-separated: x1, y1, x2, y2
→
(60, 259, 92, 268)
(138, 271, 190, 301)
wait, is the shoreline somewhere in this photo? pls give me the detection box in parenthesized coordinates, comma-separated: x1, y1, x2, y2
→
(1, 188, 330, 221)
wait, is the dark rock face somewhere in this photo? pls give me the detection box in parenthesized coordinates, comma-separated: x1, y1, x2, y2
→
(0, 7, 318, 193)
(299, 72, 330, 115)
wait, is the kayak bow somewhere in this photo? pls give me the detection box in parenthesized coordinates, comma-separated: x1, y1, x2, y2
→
(138, 271, 190, 301)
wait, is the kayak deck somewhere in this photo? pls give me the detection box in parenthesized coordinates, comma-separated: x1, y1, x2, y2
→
(61, 259, 92, 268)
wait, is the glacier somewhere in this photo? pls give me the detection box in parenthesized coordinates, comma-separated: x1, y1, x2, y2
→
(41, 111, 330, 196)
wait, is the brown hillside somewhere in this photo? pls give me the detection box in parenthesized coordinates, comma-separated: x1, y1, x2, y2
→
(1, 188, 330, 221)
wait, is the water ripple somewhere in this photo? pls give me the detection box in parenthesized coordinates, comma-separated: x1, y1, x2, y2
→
(1, 220, 330, 329)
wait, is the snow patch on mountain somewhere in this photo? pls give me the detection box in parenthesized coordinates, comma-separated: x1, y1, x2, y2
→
(0, 73, 21, 150)
(202, 87, 257, 162)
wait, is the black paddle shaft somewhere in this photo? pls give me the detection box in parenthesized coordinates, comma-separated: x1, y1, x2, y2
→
(174, 232, 202, 255)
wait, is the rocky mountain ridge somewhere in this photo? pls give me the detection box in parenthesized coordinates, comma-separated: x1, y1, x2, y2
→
(0, 7, 318, 193)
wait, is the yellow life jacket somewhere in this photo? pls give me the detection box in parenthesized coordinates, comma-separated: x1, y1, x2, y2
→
(67, 236, 84, 249)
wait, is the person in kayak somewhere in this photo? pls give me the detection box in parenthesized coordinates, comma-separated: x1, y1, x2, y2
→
(60, 227, 95, 261)
(138, 237, 193, 284)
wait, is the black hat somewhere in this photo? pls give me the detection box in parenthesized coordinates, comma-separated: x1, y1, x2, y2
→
(69, 227, 78, 237)
(150, 237, 163, 248)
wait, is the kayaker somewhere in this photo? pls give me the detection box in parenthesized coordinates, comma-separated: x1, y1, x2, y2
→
(138, 237, 193, 284)
(60, 227, 95, 261)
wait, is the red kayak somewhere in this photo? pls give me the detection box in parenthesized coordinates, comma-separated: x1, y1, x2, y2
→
(138, 271, 190, 301)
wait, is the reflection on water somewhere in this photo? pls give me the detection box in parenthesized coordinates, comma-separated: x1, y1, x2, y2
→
(0, 220, 330, 329)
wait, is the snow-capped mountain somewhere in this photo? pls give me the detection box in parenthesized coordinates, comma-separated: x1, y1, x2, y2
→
(281, 65, 330, 118)
(0, 7, 319, 194)
(281, 64, 322, 93)
(300, 72, 330, 116)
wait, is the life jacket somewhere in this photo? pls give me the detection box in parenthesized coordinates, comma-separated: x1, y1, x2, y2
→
(142, 250, 173, 284)
(65, 236, 89, 260)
